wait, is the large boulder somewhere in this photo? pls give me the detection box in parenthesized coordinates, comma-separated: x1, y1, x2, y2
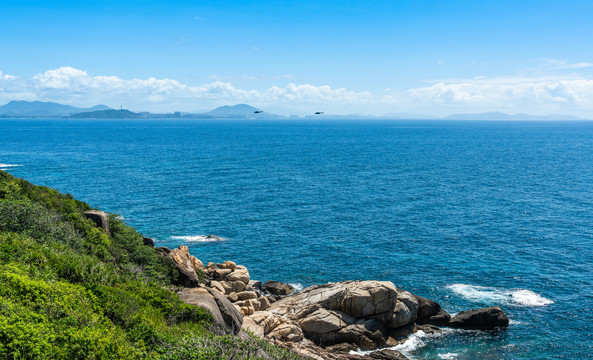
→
(217, 261, 237, 271)
(227, 265, 250, 284)
(204, 287, 243, 334)
(219, 280, 246, 294)
(269, 281, 397, 320)
(263, 281, 295, 296)
(178, 287, 243, 334)
(155, 246, 171, 257)
(243, 311, 304, 343)
(178, 288, 226, 329)
(414, 294, 450, 325)
(267, 281, 397, 349)
(448, 306, 509, 330)
(190, 255, 204, 270)
(298, 308, 351, 336)
(389, 290, 418, 329)
(336, 324, 385, 350)
(84, 210, 110, 236)
(341, 282, 396, 321)
(167, 246, 200, 287)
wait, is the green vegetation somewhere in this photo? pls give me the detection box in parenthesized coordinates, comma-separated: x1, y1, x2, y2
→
(0, 171, 301, 359)
(69, 109, 141, 119)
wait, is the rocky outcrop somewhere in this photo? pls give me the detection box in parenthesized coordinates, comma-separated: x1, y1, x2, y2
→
(448, 306, 509, 330)
(160, 244, 509, 360)
(155, 246, 171, 257)
(414, 294, 451, 326)
(262, 281, 397, 349)
(178, 286, 243, 334)
(84, 210, 110, 236)
(178, 288, 227, 330)
(243, 311, 304, 342)
(205, 286, 243, 334)
(142, 237, 154, 247)
(167, 246, 202, 287)
(389, 289, 418, 329)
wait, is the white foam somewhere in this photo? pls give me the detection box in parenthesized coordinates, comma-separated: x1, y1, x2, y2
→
(170, 235, 226, 243)
(438, 353, 459, 360)
(290, 283, 304, 292)
(0, 163, 22, 170)
(447, 284, 553, 307)
(350, 328, 454, 359)
(394, 330, 428, 354)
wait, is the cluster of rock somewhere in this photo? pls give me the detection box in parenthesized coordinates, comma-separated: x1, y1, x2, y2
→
(85, 210, 511, 359)
(151, 243, 509, 360)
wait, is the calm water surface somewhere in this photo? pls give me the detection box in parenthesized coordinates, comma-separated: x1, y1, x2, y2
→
(1, 119, 592, 359)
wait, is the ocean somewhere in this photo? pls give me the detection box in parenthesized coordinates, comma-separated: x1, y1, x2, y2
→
(1, 118, 592, 359)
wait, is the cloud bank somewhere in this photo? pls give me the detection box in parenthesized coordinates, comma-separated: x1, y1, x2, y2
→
(1, 67, 593, 116)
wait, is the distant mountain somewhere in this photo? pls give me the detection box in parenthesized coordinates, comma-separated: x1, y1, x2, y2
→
(381, 112, 439, 119)
(204, 104, 280, 118)
(444, 112, 584, 120)
(0, 101, 112, 117)
(70, 109, 140, 119)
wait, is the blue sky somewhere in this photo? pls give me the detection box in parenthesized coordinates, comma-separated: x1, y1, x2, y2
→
(1, 0, 593, 116)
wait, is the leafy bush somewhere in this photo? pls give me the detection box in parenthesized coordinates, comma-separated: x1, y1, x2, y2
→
(0, 170, 302, 359)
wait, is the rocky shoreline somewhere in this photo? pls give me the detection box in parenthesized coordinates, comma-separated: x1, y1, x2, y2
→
(82, 206, 509, 359)
(150, 240, 509, 360)
(81, 211, 509, 360)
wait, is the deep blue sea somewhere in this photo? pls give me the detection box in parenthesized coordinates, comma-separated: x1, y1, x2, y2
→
(1, 118, 592, 359)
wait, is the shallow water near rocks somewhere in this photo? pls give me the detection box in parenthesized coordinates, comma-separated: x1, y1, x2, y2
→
(2, 118, 593, 358)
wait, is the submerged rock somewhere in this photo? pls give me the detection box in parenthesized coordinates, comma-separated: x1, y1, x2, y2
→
(448, 306, 509, 330)
(263, 280, 295, 296)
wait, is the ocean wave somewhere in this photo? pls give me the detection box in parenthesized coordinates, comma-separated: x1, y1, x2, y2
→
(438, 353, 459, 360)
(289, 283, 304, 292)
(0, 163, 22, 170)
(170, 235, 226, 243)
(446, 284, 554, 307)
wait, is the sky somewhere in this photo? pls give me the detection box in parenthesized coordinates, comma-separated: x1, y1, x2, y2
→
(1, 0, 593, 116)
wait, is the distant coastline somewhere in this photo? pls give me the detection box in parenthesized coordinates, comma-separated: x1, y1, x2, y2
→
(0, 100, 589, 120)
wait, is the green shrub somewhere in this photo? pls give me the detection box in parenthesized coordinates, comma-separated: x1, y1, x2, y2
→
(0, 170, 302, 359)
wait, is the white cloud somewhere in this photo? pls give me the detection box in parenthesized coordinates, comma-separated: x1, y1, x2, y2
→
(403, 76, 593, 106)
(0, 67, 372, 112)
(1, 67, 593, 116)
(538, 59, 593, 70)
(379, 75, 593, 116)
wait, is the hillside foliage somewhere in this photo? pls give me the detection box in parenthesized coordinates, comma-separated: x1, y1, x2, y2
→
(0, 171, 300, 359)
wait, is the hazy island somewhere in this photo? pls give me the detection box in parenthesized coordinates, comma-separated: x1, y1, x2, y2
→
(0, 100, 587, 120)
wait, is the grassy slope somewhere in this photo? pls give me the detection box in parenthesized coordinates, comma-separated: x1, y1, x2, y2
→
(0, 171, 300, 360)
